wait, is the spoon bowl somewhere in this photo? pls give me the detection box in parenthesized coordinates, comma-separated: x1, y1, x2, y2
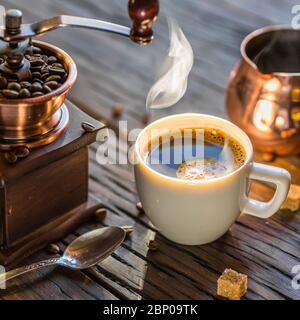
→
(60, 226, 126, 269)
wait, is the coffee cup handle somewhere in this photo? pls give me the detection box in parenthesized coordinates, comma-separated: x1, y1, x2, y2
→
(243, 162, 291, 218)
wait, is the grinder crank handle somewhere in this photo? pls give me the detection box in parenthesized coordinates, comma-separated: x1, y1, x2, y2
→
(0, 15, 131, 42)
(0, 0, 159, 45)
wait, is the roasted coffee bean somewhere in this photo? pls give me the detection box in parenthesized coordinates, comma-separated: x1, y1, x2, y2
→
(2, 89, 19, 99)
(52, 63, 64, 68)
(0, 57, 4, 64)
(45, 75, 61, 82)
(32, 46, 42, 54)
(49, 67, 66, 76)
(40, 66, 49, 74)
(30, 58, 44, 67)
(44, 81, 58, 89)
(81, 122, 96, 133)
(0, 76, 7, 89)
(147, 240, 158, 251)
(32, 72, 41, 79)
(4, 151, 18, 164)
(41, 72, 50, 81)
(61, 73, 68, 83)
(95, 208, 107, 221)
(43, 85, 52, 94)
(19, 88, 31, 98)
(30, 66, 43, 73)
(112, 105, 123, 118)
(48, 56, 58, 64)
(20, 81, 31, 89)
(7, 82, 21, 92)
(122, 225, 134, 236)
(26, 55, 35, 61)
(15, 146, 30, 158)
(42, 55, 48, 63)
(32, 91, 43, 97)
(30, 82, 43, 92)
(46, 243, 60, 254)
(33, 79, 44, 85)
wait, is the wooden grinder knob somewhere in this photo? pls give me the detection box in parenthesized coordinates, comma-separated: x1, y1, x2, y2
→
(128, 0, 159, 45)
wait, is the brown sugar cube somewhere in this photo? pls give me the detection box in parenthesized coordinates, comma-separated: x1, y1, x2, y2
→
(217, 268, 248, 300)
(281, 184, 300, 212)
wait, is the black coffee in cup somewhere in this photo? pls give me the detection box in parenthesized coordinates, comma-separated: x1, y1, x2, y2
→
(145, 128, 246, 180)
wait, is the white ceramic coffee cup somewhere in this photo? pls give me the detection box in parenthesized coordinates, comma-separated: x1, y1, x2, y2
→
(134, 113, 291, 245)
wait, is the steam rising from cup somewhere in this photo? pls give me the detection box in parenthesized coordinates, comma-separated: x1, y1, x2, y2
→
(146, 18, 194, 110)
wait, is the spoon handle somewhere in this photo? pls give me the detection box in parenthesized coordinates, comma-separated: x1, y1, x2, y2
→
(0, 257, 60, 287)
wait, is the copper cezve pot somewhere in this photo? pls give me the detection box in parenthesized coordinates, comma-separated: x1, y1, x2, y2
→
(226, 25, 300, 155)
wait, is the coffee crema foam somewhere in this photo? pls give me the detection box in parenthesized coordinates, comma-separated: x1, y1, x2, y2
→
(176, 158, 227, 180)
(202, 128, 246, 167)
(145, 127, 246, 181)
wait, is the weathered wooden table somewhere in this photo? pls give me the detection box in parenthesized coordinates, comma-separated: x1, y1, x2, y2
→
(0, 0, 299, 300)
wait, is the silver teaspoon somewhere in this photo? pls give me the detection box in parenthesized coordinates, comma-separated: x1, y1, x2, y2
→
(0, 226, 126, 286)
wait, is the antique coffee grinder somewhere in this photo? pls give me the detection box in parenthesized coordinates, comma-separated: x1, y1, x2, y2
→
(0, 1, 159, 266)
